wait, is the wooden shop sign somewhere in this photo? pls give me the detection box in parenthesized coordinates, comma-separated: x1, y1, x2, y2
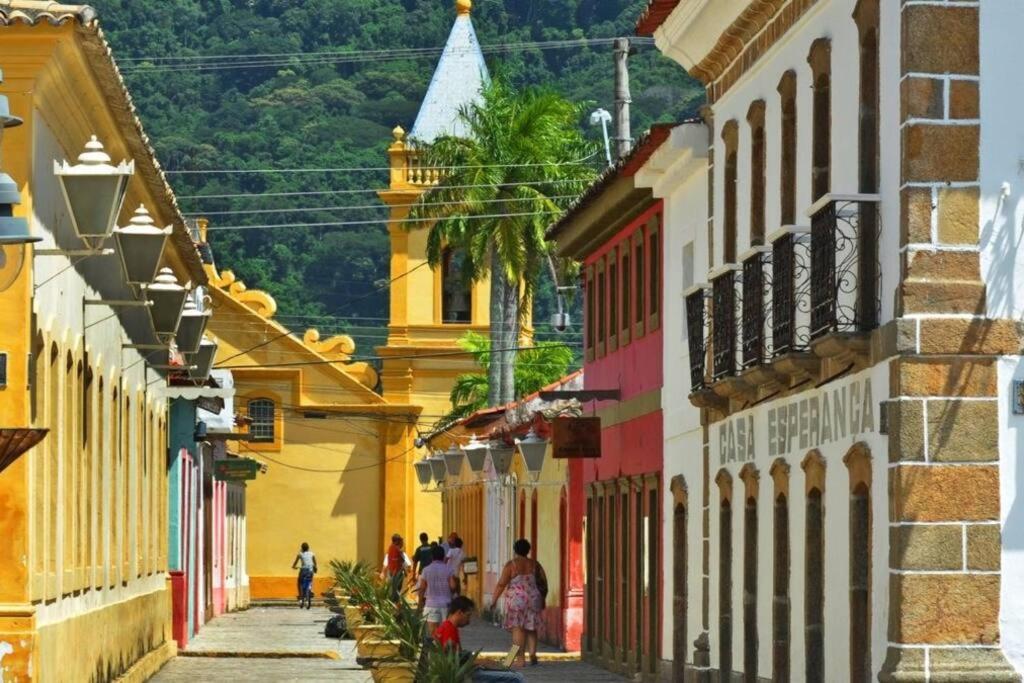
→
(551, 416, 601, 459)
(213, 458, 260, 481)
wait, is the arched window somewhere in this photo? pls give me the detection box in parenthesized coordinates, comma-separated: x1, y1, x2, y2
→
(770, 459, 791, 682)
(808, 39, 832, 202)
(777, 71, 798, 226)
(845, 444, 872, 682)
(670, 476, 688, 682)
(441, 247, 472, 323)
(739, 465, 759, 683)
(722, 121, 739, 264)
(854, 0, 880, 330)
(748, 101, 766, 247)
(248, 398, 276, 443)
(717, 470, 734, 680)
(803, 451, 826, 681)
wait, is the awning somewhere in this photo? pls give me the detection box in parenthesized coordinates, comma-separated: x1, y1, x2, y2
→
(0, 428, 49, 474)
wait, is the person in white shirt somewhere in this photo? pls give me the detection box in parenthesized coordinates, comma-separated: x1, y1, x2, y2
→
(446, 535, 466, 591)
(291, 542, 317, 609)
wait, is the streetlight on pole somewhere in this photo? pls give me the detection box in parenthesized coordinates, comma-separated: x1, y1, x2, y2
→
(589, 108, 613, 167)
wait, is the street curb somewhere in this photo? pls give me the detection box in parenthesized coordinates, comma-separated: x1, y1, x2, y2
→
(477, 652, 580, 662)
(178, 651, 342, 660)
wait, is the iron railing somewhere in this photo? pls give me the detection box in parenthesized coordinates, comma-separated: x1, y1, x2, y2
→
(771, 229, 811, 356)
(741, 250, 771, 368)
(712, 269, 739, 380)
(686, 287, 709, 392)
(809, 197, 881, 339)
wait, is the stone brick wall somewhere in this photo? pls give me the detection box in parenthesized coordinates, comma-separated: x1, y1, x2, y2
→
(883, 2, 1020, 680)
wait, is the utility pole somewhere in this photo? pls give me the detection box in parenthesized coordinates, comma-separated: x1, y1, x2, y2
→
(613, 37, 633, 159)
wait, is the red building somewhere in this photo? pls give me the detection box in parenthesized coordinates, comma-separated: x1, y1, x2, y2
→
(548, 125, 670, 679)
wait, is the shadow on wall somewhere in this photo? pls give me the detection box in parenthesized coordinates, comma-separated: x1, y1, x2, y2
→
(981, 191, 1024, 316)
(1003, 357, 1024, 550)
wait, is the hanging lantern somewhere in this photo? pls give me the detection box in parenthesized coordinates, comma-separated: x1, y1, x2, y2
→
(176, 293, 211, 355)
(488, 441, 515, 477)
(187, 336, 218, 381)
(443, 444, 464, 477)
(53, 135, 133, 246)
(113, 205, 171, 284)
(146, 267, 188, 340)
(414, 458, 434, 490)
(516, 429, 548, 482)
(428, 455, 447, 486)
(463, 434, 488, 476)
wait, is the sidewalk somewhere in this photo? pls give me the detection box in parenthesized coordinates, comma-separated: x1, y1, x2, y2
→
(150, 606, 626, 682)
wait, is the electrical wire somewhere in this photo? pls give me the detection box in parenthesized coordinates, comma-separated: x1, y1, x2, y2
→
(204, 209, 561, 232)
(184, 194, 580, 217)
(176, 178, 591, 201)
(216, 341, 580, 370)
(165, 152, 597, 175)
(240, 440, 418, 474)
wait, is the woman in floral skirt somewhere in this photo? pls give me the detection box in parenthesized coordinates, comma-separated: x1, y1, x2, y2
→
(491, 538, 548, 667)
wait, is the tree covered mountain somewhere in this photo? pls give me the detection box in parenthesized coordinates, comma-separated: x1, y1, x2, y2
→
(95, 0, 702, 350)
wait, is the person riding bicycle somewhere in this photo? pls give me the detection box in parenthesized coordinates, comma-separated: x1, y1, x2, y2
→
(291, 542, 317, 609)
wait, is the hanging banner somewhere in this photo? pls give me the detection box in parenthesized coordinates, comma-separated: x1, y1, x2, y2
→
(552, 416, 602, 459)
(213, 458, 260, 481)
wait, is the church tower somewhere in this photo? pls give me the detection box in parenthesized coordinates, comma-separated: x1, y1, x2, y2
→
(376, 0, 492, 540)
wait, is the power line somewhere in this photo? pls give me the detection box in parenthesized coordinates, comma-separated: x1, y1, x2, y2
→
(118, 38, 656, 74)
(185, 194, 580, 217)
(176, 178, 591, 201)
(216, 341, 580, 370)
(205, 210, 560, 232)
(165, 153, 597, 175)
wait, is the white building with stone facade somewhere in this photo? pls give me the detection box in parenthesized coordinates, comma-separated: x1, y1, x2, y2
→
(635, 0, 1024, 680)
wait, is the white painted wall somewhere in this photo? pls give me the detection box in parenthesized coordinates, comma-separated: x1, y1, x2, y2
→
(706, 364, 889, 682)
(980, 2, 1024, 320)
(999, 357, 1024, 673)
(637, 124, 709, 666)
(30, 113, 171, 627)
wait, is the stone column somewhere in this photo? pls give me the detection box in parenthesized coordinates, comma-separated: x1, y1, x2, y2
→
(882, 3, 1020, 679)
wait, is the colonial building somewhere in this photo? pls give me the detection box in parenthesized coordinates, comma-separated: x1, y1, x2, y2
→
(424, 371, 586, 651)
(0, 2, 214, 678)
(638, 0, 1024, 680)
(548, 128, 673, 678)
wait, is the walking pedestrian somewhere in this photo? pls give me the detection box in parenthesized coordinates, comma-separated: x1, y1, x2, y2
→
(446, 535, 465, 591)
(490, 538, 547, 667)
(290, 542, 317, 609)
(381, 534, 411, 601)
(412, 532, 434, 579)
(416, 545, 459, 636)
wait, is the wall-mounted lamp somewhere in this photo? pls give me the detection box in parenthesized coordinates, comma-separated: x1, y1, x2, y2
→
(176, 292, 211, 355)
(186, 336, 218, 381)
(145, 267, 188, 341)
(488, 441, 515, 478)
(52, 135, 133, 250)
(414, 458, 434, 491)
(516, 429, 547, 482)
(443, 444, 465, 477)
(113, 205, 171, 285)
(428, 454, 447, 488)
(463, 434, 488, 478)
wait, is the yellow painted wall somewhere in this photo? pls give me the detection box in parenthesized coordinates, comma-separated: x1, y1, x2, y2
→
(0, 20, 190, 681)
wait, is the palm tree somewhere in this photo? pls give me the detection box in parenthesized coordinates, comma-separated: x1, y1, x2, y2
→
(409, 78, 595, 406)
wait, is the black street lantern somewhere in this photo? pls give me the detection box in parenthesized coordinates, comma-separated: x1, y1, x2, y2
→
(176, 293, 211, 355)
(414, 458, 434, 491)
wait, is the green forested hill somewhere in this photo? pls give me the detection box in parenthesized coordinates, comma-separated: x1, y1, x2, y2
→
(96, 0, 702, 349)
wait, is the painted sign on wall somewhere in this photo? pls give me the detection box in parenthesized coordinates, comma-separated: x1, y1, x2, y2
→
(213, 458, 259, 481)
(716, 374, 877, 466)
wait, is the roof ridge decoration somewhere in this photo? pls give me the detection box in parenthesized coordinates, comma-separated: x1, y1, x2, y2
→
(303, 329, 378, 389)
(206, 267, 277, 318)
(409, 2, 489, 143)
(0, 1, 96, 26)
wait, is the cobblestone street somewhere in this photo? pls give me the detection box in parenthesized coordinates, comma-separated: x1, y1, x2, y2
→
(151, 606, 626, 682)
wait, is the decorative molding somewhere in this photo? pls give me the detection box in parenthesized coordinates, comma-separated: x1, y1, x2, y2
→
(207, 267, 277, 318)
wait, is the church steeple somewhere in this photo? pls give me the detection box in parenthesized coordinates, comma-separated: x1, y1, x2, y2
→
(409, 0, 489, 143)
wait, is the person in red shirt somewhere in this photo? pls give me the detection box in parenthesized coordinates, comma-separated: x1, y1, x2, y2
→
(434, 595, 474, 650)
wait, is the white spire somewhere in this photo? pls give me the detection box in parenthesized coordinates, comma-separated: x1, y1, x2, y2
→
(409, 4, 489, 143)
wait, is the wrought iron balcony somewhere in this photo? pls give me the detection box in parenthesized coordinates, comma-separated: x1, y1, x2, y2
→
(769, 226, 811, 357)
(740, 247, 772, 369)
(685, 284, 709, 392)
(808, 194, 881, 341)
(711, 265, 741, 381)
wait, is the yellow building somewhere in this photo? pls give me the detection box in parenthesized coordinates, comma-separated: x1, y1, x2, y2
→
(202, 259, 424, 599)
(0, 2, 208, 679)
